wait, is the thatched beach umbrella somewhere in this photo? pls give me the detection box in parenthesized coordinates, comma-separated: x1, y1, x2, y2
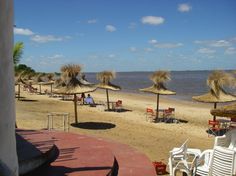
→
(14, 72, 27, 100)
(140, 71, 176, 121)
(192, 71, 236, 121)
(96, 71, 121, 111)
(40, 73, 55, 94)
(211, 103, 236, 118)
(54, 64, 97, 124)
(34, 73, 46, 94)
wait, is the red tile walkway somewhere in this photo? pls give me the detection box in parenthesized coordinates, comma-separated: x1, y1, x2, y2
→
(18, 130, 156, 176)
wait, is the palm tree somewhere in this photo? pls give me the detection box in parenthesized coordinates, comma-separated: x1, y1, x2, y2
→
(13, 42, 24, 66)
(97, 71, 121, 111)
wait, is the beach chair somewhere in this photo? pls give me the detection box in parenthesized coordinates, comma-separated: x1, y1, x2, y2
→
(169, 139, 201, 176)
(214, 128, 236, 149)
(145, 108, 155, 122)
(207, 120, 222, 137)
(195, 149, 213, 176)
(114, 100, 122, 112)
(163, 108, 175, 123)
(173, 154, 199, 176)
(209, 146, 236, 176)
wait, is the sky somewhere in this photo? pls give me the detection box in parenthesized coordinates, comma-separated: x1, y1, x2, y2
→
(14, 0, 236, 73)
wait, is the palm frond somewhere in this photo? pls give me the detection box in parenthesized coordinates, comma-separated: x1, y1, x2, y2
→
(13, 42, 24, 65)
(96, 71, 116, 84)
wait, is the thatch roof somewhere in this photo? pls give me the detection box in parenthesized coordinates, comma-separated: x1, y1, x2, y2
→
(97, 82, 121, 91)
(53, 77, 96, 95)
(140, 84, 176, 95)
(140, 70, 175, 95)
(210, 103, 236, 118)
(96, 71, 121, 91)
(192, 70, 236, 103)
(192, 89, 236, 103)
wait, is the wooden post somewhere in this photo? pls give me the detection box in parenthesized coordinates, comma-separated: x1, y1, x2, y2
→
(106, 89, 110, 110)
(74, 94, 78, 123)
(17, 84, 20, 100)
(213, 102, 217, 121)
(0, 0, 19, 174)
(156, 93, 160, 121)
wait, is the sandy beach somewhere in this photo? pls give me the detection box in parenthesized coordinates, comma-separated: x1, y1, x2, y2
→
(15, 86, 215, 164)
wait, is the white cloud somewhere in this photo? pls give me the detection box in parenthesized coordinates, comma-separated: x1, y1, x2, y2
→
(87, 19, 97, 24)
(148, 39, 158, 44)
(128, 22, 137, 29)
(48, 54, 64, 59)
(31, 35, 64, 43)
(194, 39, 231, 47)
(225, 47, 236, 55)
(39, 54, 66, 66)
(14, 27, 34, 36)
(129, 47, 137, 52)
(108, 54, 116, 58)
(197, 48, 216, 54)
(210, 40, 231, 47)
(141, 16, 164, 25)
(154, 42, 183, 48)
(178, 3, 192, 12)
(105, 25, 117, 32)
(144, 48, 153, 52)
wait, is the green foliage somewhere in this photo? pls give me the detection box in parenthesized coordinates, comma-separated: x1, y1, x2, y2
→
(13, 42, 24, 65)
(15, 64, 35, 75)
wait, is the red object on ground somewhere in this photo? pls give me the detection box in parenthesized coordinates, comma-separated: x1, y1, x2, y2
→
(152, 161, 166, 175)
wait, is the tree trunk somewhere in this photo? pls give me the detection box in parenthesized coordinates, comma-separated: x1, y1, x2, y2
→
(0, 0, 19, 175)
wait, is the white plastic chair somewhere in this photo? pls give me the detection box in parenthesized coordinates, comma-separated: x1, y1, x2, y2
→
(173, 154, 199, 176)
(195, 149, 213, 176)
(169, 140, 201, 176)
(209, 146, 236, 176)
(214, 128, 236, 149)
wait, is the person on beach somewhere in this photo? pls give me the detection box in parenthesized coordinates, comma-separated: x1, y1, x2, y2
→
(85, 94, 95, 105)
(81, 93, 85, 104)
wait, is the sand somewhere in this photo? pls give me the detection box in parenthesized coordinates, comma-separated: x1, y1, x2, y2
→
(15, 85, 215, 165)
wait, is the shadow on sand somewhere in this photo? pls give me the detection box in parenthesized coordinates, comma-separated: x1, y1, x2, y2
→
(20, 99, 38, 102)
(71, 122, 116, 130)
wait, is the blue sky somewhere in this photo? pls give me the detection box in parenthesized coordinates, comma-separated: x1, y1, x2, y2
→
(14, 0, 236, 73)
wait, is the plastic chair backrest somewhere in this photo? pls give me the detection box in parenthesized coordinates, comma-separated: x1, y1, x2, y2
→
(146, 108, 154, 114)
(168, 107, 175, 112)
(210, 146, 235, 176)
(208, 120, 219, 126)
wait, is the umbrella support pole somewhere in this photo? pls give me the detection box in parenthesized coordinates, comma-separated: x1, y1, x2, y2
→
(156, 94, 160, 122)
(18, 84, 20, 100)
(50, 84, 53, 95)
(74, 94, 78, 124)
(106, 89, 110, 111)
(39, 85, 41, 94)
(213, 102, 217, 121)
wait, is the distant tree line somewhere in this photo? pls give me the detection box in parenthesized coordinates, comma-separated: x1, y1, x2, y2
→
(13, 42, 36, 75)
